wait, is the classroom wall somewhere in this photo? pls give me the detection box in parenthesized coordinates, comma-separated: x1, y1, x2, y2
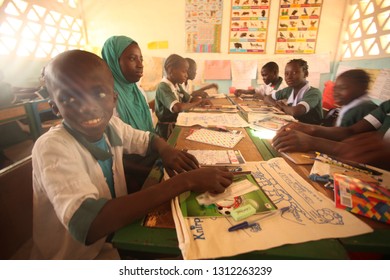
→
(82, 0, 348, 94)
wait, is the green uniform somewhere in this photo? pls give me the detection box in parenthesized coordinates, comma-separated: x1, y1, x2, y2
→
(364, 100, 390, 140)
(337, 99, 378, 127)
(273, 84, 323, 124)
(155, 78, 191, 139)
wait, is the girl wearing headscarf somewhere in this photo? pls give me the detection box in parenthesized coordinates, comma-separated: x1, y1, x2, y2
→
(102, 36, 156, 191)
(102, 36, 154, 132)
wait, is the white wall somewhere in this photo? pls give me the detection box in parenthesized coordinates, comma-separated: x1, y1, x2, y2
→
(83, 0, 347, 63)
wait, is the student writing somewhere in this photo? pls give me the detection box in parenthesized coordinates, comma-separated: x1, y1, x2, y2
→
(234, 61, 284, 98)
(184, 57, 218, 98)
(263, 59, 323, 124)
(30, 50, 233, 259)
(155, 54, 210, 139)
(272, 100, 390, 170)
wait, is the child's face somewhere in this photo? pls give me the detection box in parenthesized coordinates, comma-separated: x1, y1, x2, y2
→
(284, 62, 307, 88)
(49, 57, 117, 142)
(119, 43, 143, 83)
(261, 67, 277, 85)
(187, 63, 197, 80)
(333, 76, 363, 106)
(168, 62, 188, 84)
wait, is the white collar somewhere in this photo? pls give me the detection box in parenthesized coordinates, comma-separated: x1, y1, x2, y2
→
(336, 94, 371, 126)
(287, 82, 310, 106)
(161, 77, 181, 99)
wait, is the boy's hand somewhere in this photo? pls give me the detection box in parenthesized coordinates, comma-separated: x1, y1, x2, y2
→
(272, 129, 314, 152)
(180, 167, 233, 194)
(160, 146, 200, 176)
(234, 89, 246, 97)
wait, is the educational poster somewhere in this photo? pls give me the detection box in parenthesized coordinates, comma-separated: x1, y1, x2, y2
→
(203, 60, 231, 80)
(275, 0, 323, 54)
(185, 0, 223, 53)
(229, 0, 271, 54)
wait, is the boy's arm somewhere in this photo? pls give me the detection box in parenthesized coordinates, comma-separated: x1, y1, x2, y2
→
(86, 167, 233, 244)
(171, 97, 204, 113)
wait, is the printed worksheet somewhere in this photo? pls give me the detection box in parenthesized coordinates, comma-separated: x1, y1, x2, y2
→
(176, 112, 249, 127)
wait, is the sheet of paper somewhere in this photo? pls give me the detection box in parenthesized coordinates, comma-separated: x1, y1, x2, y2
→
(370, 69, 390, 101)
(231, 60, 258, 81)
(204, 60, 231, 80)
(176, 112, 249, 127)
(172, 158, 372, 260)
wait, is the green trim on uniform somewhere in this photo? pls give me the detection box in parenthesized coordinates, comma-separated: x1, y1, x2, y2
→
(69, 198, 108, 244)
(275, 87, 323, 124)
(340, 101, 378, 127)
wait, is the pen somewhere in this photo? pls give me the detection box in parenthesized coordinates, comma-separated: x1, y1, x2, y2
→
(228, 206, 289, 232)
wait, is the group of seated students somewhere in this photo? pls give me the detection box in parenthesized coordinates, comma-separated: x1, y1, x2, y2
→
(30, 34, 389, 259)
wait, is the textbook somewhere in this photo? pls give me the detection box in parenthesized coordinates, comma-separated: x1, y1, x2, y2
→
(179, 173, 277, 218)
(333, 173, 390, 224)
(186, 149, 245, 166)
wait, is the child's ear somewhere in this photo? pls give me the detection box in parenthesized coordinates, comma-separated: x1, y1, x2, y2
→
(48, 99, 60, 117)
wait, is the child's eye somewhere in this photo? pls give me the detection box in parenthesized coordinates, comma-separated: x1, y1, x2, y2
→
(99, 92, 107, 98)
(61, 96, 75, 105)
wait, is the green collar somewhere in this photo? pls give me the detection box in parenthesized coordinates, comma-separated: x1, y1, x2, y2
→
(63, 121, 122, 161)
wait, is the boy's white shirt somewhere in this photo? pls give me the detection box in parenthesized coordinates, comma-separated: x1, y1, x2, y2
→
(31, 116, 150, 259)
(335, 94, 371, 126)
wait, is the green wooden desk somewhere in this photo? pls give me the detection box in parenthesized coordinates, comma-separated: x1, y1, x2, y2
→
(112, 126, 352, 259)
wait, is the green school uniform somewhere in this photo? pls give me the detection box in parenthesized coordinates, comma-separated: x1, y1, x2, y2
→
(155, 78, 191, 139)
(364, 100, 390, 140)
(273, 84, 323, 124)
(273, 76, 284, 90)
(338, 101, 378, 127)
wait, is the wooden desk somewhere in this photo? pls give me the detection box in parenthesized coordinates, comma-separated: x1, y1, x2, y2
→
(0, 99, 51, 140)
(112, 96, 389, 259)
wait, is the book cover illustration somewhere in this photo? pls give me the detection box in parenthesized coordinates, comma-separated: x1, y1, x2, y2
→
(180, 174, 277, 218)
(333, 173, 390, 224)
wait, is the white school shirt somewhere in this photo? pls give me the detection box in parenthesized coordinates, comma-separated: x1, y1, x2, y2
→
(271, 82, 311, 113)
(30, 116, 150, 259)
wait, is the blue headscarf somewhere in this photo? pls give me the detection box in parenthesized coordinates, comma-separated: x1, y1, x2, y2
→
(102, 36, 154, 132)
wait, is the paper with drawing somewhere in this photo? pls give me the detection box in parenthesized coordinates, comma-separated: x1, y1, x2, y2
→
(172, 158, 372, 260)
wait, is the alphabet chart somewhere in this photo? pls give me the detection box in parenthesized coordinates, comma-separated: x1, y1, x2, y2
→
(186, 128, 244, 148)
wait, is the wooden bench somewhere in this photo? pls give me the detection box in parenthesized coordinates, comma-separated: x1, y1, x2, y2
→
(0, 156, 33, 259)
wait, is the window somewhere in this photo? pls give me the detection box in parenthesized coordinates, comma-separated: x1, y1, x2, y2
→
(342, 0, 389, 59)
(0, 0, 87, 58)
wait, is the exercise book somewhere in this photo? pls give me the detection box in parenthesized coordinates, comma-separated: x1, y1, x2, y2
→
(186, 128, 244, 148)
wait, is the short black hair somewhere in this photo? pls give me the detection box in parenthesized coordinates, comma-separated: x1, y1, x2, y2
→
(185, 57, 196, 68)
(338, 69, 370, 91)
(287, 59, 309, 75)
(164, 54, 186, 72)
(262, 61, 279, 73)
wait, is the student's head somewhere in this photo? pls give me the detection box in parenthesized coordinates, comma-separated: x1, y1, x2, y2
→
(284, 59, 309, 88)
(185, 58, 197, 80)
(164, 54, 188, 84)
(333, 69, 370, 106)
(102, 36, 143, 84)
(45, 50, 117, 142)
(261, 62, 279, 85)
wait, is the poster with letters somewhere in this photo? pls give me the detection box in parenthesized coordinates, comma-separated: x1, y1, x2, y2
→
(185, 0, 223, 53)
(275, 0, 323, 54)
(229, 0, 271, 54)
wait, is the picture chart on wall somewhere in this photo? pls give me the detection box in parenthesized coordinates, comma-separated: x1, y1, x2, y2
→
(229, 0, 271, 54)
(185, 0, 223, 53)
(275, 0, 323, 54)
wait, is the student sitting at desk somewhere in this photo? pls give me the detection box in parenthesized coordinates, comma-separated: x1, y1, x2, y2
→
(184, 57, 218, 98)
(272, 100, 390, 170)
(234, 61, 284, 98)
(102, 35, 157, 190)
(263, 59, 323, 124)
(31, 50, 233, 259)
(332, 69, 378, 127)
(155, 54, 210, 139)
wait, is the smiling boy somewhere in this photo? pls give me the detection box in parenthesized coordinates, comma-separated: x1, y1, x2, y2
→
(31, 50, 232, 259)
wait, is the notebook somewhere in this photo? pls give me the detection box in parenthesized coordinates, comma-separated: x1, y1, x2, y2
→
(186, 128, 244, 148)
